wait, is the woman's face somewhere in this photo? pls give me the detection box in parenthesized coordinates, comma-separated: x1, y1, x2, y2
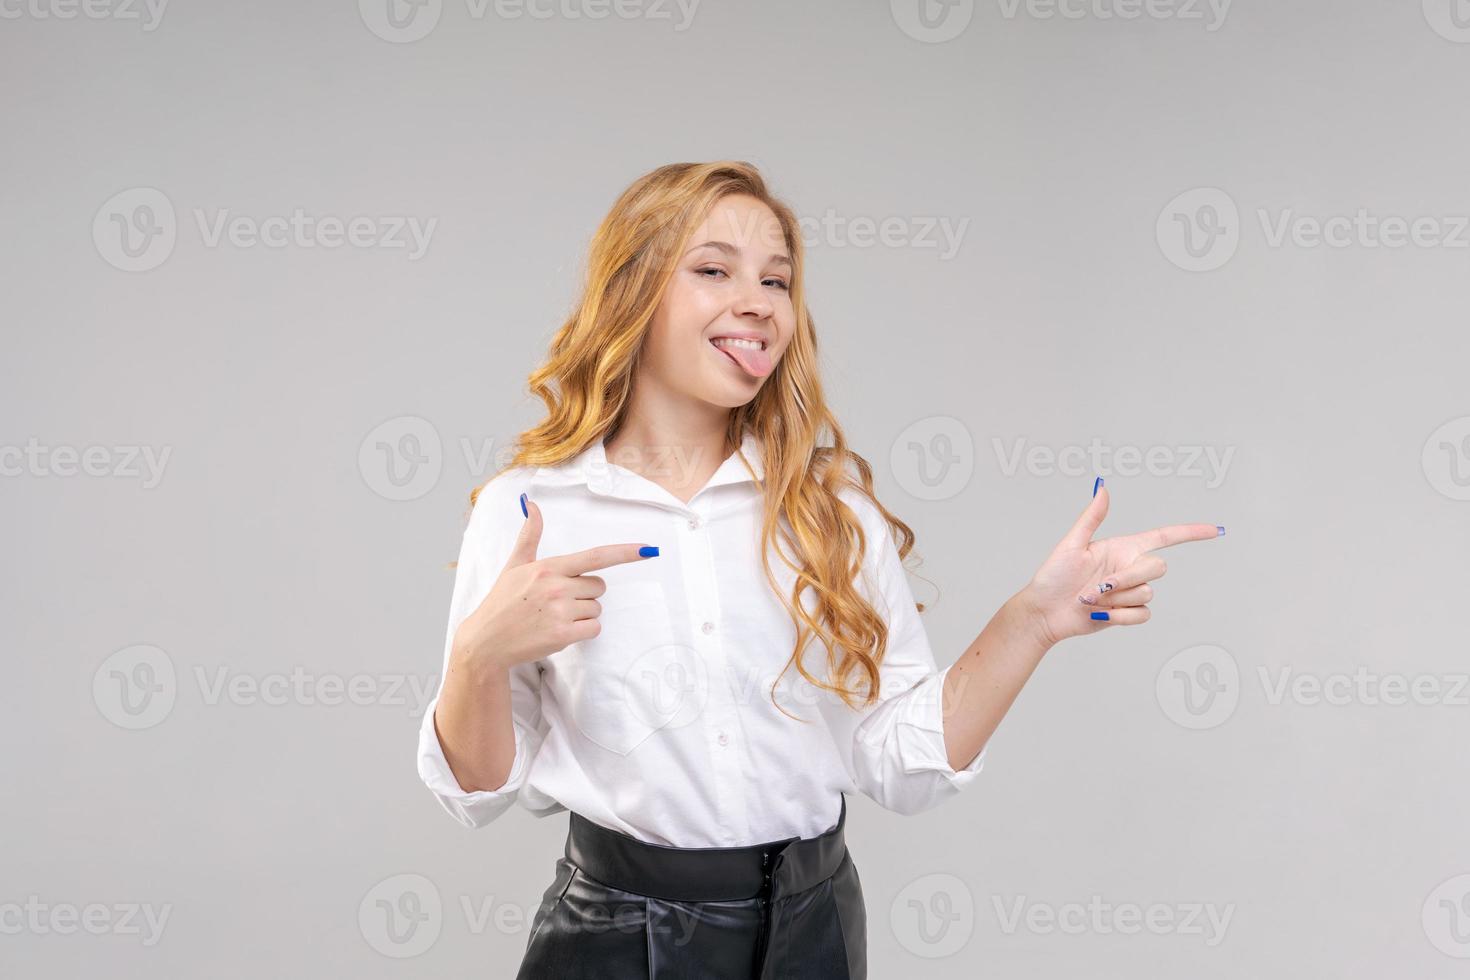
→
(642, 194, 796, 409)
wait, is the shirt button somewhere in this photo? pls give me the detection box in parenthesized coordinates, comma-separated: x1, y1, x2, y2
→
(701, 621, 714, 634)
(717, 732, 729, 746)
(687, 517, 700, 529)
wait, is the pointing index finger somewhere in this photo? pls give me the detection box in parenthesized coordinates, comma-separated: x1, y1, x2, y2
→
(1131, 523, 1225, 553)
(543, 543, 660, 576)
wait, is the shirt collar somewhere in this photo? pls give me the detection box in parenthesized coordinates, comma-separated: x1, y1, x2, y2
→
(528, 429, 765, 505)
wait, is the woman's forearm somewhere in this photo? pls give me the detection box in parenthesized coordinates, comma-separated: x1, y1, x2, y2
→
(433, 645, 519, 793)
(940, 590, 1053, 771)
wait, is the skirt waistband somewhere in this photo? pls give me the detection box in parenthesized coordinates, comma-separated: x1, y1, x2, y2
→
(564, 796, 848, 903)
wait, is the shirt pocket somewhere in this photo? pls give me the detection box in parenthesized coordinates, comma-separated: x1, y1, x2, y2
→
(566, 579, 689, 757)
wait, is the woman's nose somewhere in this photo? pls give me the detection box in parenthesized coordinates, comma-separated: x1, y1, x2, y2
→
(732, 277, 773, 318)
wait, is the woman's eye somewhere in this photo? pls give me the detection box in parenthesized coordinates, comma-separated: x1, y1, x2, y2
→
(695, 267, 788, 291)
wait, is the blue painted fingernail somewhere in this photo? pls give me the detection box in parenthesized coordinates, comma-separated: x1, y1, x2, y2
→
(638, 546, 660, 557)
(1090, 611, 1110, 621)
(1216, 525, 1226, 536)
(1092, 476, 1104, 498)
(519, 492, 528, 517)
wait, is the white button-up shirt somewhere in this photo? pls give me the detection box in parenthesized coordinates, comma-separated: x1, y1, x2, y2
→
(416, 431, 987, 847)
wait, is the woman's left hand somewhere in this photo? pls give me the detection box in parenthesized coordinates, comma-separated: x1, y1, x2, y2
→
(1019, 478, 1223, 648)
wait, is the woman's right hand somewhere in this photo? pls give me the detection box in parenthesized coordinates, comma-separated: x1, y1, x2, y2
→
(450, 494, 661, 672)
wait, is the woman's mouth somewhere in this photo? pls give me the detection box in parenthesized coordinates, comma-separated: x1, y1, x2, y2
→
(710, 337, 773, 378)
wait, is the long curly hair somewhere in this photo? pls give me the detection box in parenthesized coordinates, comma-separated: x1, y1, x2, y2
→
(470, 160, 925, 716)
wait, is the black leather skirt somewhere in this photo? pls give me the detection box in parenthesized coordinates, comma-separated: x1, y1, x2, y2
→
(516, 795, 866, 979)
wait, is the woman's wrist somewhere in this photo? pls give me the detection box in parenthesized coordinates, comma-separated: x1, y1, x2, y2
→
(1006, 585, 1060, 656)
(449, 631, 515, 684)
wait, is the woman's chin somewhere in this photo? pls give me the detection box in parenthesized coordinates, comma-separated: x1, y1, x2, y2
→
(699, 377, 761, 409)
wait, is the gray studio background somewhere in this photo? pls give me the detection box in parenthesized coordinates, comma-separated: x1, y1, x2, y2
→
(4, 1, 1469, 976)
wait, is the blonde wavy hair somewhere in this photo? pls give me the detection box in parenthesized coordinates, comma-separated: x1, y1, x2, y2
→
(470, 160, 927, 716)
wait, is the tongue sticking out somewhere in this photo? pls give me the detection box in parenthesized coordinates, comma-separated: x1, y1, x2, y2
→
(713, 340, 773, 378)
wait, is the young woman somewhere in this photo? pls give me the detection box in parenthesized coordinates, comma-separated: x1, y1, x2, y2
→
(416, 161, 1223, 978)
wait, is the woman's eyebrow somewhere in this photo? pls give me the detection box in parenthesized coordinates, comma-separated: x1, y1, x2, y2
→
(685, 239, 793, 268)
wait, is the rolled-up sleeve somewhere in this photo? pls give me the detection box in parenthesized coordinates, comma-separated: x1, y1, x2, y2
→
(823, 492, 987, 816)
(416, 481, 549, 829)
